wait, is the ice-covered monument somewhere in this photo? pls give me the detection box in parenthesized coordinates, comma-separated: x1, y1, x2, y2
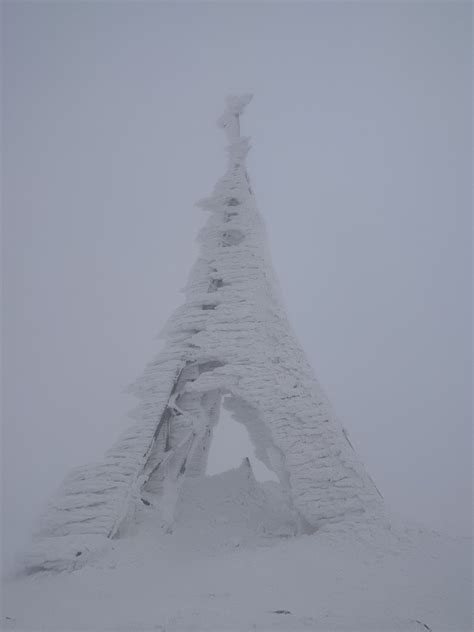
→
(26, 96, 383, 572)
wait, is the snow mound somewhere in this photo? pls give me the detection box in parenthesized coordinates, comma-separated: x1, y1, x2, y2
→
(171, 459, 300, 544)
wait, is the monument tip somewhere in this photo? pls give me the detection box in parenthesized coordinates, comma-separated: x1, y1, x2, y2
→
(217, 94, 253, 140)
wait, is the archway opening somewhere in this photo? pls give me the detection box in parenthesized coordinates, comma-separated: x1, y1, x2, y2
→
(206, 399, 278, 482)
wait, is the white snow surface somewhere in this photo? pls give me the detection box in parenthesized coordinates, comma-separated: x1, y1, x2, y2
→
(3, 465, 472, 631)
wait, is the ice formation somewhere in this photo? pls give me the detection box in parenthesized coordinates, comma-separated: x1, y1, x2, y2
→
(25, 95, 383, 572)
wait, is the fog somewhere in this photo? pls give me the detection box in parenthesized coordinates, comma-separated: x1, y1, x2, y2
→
(2, 2, 471, 571)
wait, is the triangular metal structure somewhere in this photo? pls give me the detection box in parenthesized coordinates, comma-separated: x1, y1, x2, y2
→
(26, 96, 383, 572)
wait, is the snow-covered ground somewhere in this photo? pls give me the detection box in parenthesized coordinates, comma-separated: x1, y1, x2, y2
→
(2, 464, 471, 631)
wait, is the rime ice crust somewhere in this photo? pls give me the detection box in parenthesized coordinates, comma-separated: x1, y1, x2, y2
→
(25, 96, 383, 573)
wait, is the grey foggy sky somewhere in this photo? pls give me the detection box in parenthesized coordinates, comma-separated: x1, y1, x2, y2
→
(2, 1, 472, 568)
